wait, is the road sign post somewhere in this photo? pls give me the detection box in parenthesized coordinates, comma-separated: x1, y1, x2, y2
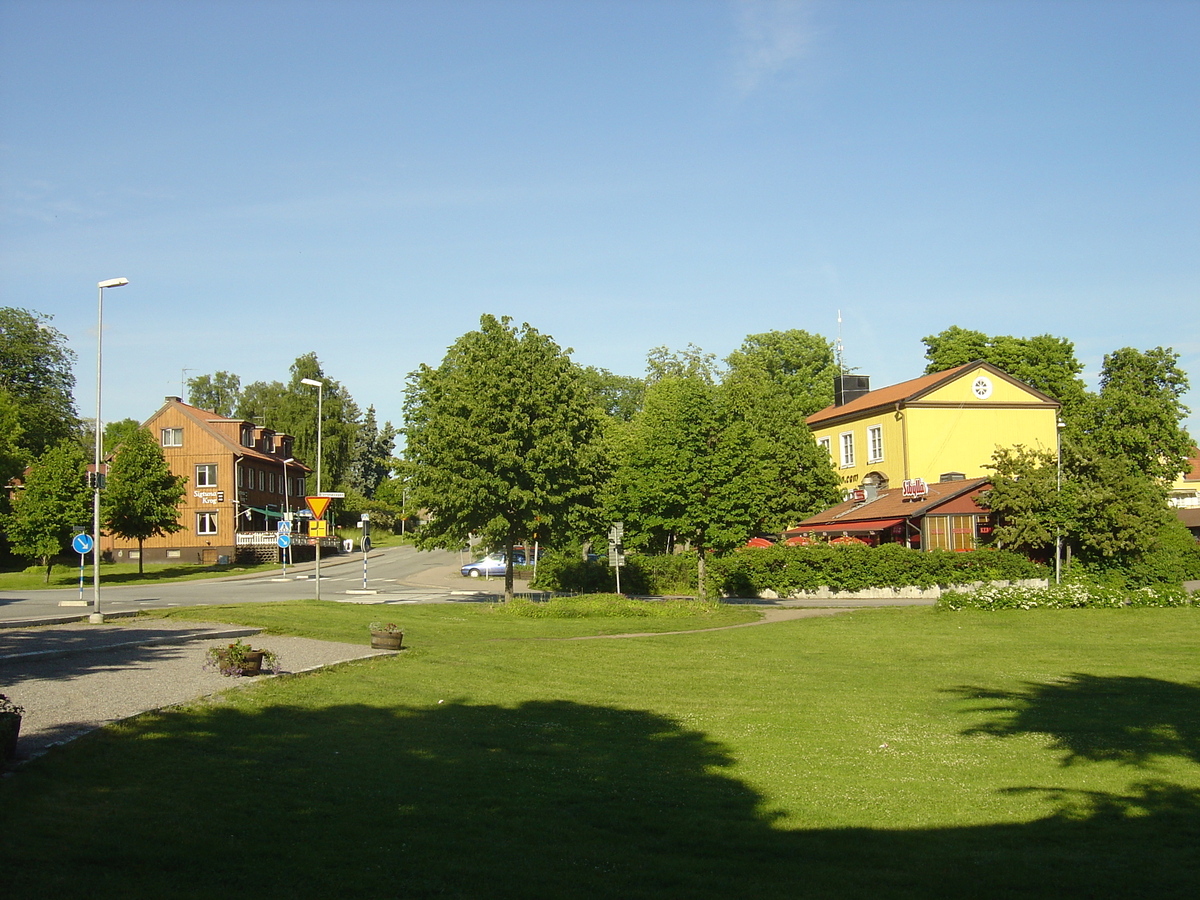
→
(72, 532, 94, 601)
(305, 496, 335, 600)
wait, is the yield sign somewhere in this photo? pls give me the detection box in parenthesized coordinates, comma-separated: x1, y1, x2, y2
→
(305, 495, 332, 519)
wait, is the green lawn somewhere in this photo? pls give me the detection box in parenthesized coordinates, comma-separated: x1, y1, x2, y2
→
(3, 602, 1198, 898)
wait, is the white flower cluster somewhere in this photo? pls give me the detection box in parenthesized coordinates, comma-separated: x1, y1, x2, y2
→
(939, 581, 1190, 611)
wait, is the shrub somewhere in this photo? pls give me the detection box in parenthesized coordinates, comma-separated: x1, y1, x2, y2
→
(529, 550, 699, 596)
(937, 582, 1193, 610)
(704, 543, 1047, 598)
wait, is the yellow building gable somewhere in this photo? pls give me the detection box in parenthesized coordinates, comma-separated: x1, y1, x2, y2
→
(806, 362, 1060, 490)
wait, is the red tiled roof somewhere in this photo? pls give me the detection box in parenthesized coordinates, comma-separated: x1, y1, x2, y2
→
(788, 477, 990, 531)
(806, 364, 972, 426)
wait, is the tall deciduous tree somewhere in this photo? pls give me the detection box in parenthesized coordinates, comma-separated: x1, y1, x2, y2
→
(186, 371, 242, 417)
(725, 329, 838, 417)
(103, 418, 143, 456)
(3, 440, 91, 581)
(0, 387, 25, 497)
(1077, 347, 1192, 483)
(922, 326, 1088, 413)
(102, 427, 186, 574)
(404, 315, 605, 601)
(0, 307, 79, 458)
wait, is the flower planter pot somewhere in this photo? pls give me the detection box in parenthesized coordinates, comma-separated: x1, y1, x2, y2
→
(216, 649, 264, 676)
(1, 713, 21, 760)
(370, 632, 404, 651)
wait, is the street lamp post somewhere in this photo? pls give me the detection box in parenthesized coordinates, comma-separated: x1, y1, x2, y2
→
(1055, 419, 1065, 585)
(300, 378, 324, 599)
(91, 277, 128, 624)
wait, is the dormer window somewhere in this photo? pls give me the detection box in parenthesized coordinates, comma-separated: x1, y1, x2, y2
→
(240, 426, 254, 448)
(263, 432, 274, 453)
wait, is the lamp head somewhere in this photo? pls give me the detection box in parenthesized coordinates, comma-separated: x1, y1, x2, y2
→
(98, 278, 129, 289)
(300, 378, 323, 387)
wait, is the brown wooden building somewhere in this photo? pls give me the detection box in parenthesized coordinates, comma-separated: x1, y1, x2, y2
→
(100, 397, 324, 564)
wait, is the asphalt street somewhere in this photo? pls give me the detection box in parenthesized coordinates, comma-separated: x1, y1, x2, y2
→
(0, 545, 495, 625)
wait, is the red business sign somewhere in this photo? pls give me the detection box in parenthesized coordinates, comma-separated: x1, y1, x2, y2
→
(901, 478, 928, 499)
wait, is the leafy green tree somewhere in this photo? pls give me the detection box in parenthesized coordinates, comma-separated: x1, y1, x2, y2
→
(0, 307, 79, 458)
(645, 343, 722, 384)
(403, 315, 605, 600)
(720, 367, 842, 532)
(579, 366, 645, 421)
(347, 405, 397, 499)
(607, 373, 754, 596)
(237, 353, 362, 493)
(1076, 347, 1192, 483)
(186, 371, 242, 417)
(980, 446, 1062, 555)
(922, 326, 1088, 413)
(0, 387, 25, 497)
(102, 427, 186, 574)
(103, 418, 143, 456)
(2, 440, 91, 581)
(725, 329, 838, 417)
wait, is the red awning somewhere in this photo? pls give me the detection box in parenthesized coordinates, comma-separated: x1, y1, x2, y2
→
(787, 517, 906, 534)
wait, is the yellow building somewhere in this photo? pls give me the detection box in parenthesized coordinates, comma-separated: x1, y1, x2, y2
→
(806, 362, 1060, 492)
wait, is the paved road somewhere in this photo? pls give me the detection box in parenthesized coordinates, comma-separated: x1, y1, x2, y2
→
(0, 545, 497, 625)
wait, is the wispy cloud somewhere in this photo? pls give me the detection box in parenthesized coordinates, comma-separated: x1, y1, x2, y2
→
(731, 0, 817, 95)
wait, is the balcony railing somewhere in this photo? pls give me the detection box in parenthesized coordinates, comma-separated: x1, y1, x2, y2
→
(234, 531, 341, 548)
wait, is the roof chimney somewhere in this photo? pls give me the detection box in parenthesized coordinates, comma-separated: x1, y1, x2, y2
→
(939, 472, 966, 482)
(834, 374, 870, 406)
(165, 396, 182, 403)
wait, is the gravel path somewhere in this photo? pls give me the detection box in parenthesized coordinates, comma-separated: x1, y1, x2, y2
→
(0, 619, 392, 762)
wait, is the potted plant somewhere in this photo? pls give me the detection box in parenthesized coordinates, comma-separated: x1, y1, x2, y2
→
(369, 621, 404, 650)
(1, 693, 24, 761)
(205, 638, 281, 677)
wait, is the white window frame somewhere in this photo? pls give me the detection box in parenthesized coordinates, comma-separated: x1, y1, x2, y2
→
(867, 425, 884, 464)
(258, 470, 265, 491)
(196, 512, 218, 535)
(195, 464, 218, 487)
(818, 436, 832, 459)
(161, 427, 183, 447)
(839, 431, 855, 468)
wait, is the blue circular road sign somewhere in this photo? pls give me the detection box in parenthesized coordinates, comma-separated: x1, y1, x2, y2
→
(72, 533, 94, 554)
(277, 534, 292, 549)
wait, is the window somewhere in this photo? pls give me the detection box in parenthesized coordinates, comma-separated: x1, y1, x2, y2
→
(925, 515, 977, 551)
(258, 470, 265, 491)
(839, 432, 855, 468)
(195, 464, 217, 487)
(818, 436, 832, 459)
(237, 467, 244, 488)
(269, 472, 275, 494)
(197, 512, 218, 535)
(867, 425, 883, 463)
(241, 426, 254, 448)
(161, 428, 183, 447)
(296, 477, 306, 496)
(263, 432, 274, 453)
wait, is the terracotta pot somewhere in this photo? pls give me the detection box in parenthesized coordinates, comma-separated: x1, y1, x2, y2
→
(370, 632, 404, 650)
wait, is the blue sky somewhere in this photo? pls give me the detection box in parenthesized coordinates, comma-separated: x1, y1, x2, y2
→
(2, 0, 1197, 438)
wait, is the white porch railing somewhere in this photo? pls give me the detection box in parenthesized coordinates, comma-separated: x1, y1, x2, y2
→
(235, 532, 341, 548)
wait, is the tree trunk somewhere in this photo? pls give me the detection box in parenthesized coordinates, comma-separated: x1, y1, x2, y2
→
(138, 538, 144, 575)
(696, 543, 706, 601)
(504, 536, 515, 603)
(43, 556, 52, 584)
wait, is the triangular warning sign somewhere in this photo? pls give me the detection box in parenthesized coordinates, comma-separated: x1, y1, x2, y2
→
(305, 496, 331, 519)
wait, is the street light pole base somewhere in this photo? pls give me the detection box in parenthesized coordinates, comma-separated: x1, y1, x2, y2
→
(88, 613, 105, 624)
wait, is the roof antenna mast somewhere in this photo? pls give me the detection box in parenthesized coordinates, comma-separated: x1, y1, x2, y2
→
(835, 310, 845, 374)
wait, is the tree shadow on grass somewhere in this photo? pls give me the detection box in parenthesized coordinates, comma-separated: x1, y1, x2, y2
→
(3, 698, 1199, 899)
(949, 674, 1200, 767)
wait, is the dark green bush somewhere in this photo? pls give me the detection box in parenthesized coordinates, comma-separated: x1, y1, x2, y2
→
(530, 549, 698, 596)
(704, 543, 1047, 598)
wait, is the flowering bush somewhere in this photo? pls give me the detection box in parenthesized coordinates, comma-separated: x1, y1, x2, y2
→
(937, 582, 1192, 611)
(369, 622, 403, 634)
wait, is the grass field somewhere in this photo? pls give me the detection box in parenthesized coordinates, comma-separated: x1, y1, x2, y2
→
(3, 601, 1198, 898)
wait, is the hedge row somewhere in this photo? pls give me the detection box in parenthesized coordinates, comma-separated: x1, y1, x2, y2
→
(937, 582, 1193, 611)
(703, 543, 1047, 598)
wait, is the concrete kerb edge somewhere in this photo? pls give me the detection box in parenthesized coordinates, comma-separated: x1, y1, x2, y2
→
(0, 627, 263, 663)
